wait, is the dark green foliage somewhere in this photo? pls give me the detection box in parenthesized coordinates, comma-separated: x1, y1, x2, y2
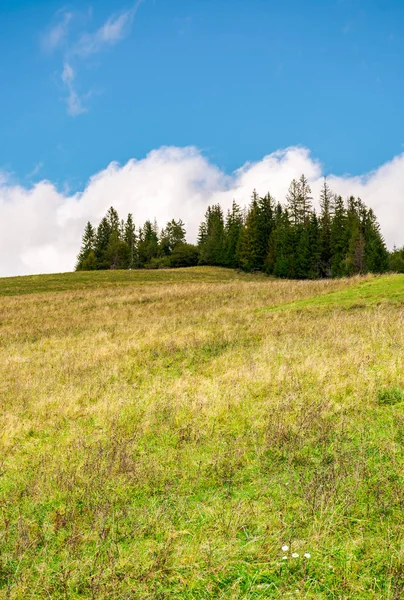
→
(105, 232, 130, 269)
(363, 209, 389, 273)
(319, 178, 333, 277)
(389, 246, 404, 273)
(198, 205, 225, 265)
(330, 195, 348, 277)
(294, 213, 321, 280)
(94, 217, 112, 270)
(273, 209, 295, 278)
(239, 191, 275, 271)
(76, 176, 393, 278)
(286, 175, 312, 226)
(223, 201, 244, 268)
(106, 206, 120, 235)
(137, 220, 159, 267)
(308, 211, 321, 279)
(76, 222, 96, 271)
(76, 209, 191, 271)
(169, 243, 199, 267)
(124, 214, 137, 269)
(238, 191, 264, 271)
(159, 219, 186, 256)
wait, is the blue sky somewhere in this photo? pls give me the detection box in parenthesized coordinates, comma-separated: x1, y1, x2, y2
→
(1, 0, 404, 277)
(1, 0, 403, 191)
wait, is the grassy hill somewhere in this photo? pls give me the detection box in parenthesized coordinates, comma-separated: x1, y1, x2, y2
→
(1, 267, 403, 599)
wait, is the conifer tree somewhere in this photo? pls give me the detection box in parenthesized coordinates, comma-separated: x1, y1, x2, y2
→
(137, 220, 159, 266)
(295, 223, 310, 279)
(106, 207, 120, 236)
(238, 191, 263, 271)
(389, 246, 404, 273)
(223, 201, 244, 268)
(286, 175, 312, 226)
(258, 193, 275, 246)
(160, 219, 186, 255)
(105, 231, 130, 269)
(319, 177, 333, 277)
(76, 222, 96, 271)
(265, 203, 283, 274)
(273, 209, 295, 278)
(307, 211, 321, 279)
(124, 214, 137, 269)
(298, 174, 313, 224)
(345, 197, 365, 275)
(198, 205, 225, 265)
(330, 195, 347, 277)
(363, 208, 389, 273)
(94, 217, 112, 269)
(286, 178, 301, 226)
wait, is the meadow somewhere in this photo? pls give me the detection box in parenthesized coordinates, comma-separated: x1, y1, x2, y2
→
(0, 267, 403, 599)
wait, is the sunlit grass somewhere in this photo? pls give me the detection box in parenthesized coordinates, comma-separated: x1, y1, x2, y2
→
(0, 267, 403, 598)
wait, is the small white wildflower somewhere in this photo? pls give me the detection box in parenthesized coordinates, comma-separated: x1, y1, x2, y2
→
(282, 555, 288, 560)
(281, 545, 289, 552)
(291, 552, 299, 558)
(304, 552, 311, 559)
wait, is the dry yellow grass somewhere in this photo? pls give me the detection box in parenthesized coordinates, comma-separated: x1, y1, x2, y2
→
(0, 267, 403, 599)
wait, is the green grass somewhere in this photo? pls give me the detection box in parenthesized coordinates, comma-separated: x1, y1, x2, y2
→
(0, 267, 266, 297)
(0, 268, 403, 599)
(267, 273, 404, 312)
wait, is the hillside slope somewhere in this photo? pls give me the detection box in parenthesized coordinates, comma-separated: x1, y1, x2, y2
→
(1, 268, 403, 599)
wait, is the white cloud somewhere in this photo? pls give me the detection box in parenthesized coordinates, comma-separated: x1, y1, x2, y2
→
(0, 145, 403, 277)
(61, 62, 87, 117)
(72, 1, 144, 58)
(27, 162, 44, 179)
(43, 1, 145, 116)
(42, 11, 73, 53)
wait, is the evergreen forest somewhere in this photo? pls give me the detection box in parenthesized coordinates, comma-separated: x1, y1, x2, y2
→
(76, 175, 403, 278)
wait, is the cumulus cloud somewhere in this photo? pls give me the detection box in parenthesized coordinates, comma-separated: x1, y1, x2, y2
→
(0, 145, 403, 277)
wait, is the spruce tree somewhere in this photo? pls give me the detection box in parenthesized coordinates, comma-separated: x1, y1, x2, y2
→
(124, 214, 137, 269)
(94, 217, 112, 269)
(273, 209, 295, 278)
(319, 177, 333, 277)
(286, 178, 301, 226)
(389, 246, 404, 273)
(198, 205, 225, 265)
(286, 175, 312, 226)
(295, 222, 312, 279)
(307, 211, 321, 279)
(137, 220, 159, 267)
(106, 207, 120, 236)
(160, 219, 186, 255)
(238, 191, 263, 271)
(330, 195, 347, 277)
(298, 174, 313, 224)
(105, 232, 130, 269)
(363, 208, 389, 273)
(76, 222, 96, 271)
(265, 203, 283, 274)
(345, 197, 365, 275)
(223, 201, 244, 268)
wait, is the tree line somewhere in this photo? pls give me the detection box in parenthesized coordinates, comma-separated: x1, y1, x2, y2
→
(76, 175, 402, 278)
